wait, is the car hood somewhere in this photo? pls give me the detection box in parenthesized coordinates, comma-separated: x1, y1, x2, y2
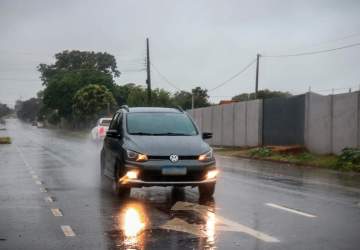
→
(124, 135, 210, 156)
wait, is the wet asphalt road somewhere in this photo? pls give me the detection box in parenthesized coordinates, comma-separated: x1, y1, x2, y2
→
(1, 119, 360, 250)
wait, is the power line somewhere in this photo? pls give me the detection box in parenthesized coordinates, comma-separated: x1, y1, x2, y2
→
(208, 58, 257, 92)
(282, 32, 360, 52)
(150, 62, 183, 92)
(263, 42, 360, 58)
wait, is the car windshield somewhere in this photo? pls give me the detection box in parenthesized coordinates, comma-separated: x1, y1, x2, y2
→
(100, 119, 111, 126)
(127, 112, 198, 136)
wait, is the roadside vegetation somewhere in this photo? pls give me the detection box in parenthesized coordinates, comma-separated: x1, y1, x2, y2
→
(0, 136, 11, 144)
(215, 146, 360, 172)
(15, 50, 212, 129)
(14, 50, 290, 130)
(0, 103, 12, 118)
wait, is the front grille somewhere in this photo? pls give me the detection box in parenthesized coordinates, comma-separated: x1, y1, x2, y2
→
(148, 155, 198, 160)
(139, 169, 205, 182)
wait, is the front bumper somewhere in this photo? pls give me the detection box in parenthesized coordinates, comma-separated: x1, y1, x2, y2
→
(125, 178, 216, 187)
(122, 160, 216, 187)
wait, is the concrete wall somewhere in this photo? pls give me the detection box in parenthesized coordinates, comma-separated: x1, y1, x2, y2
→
(191, 92, 359, 154)
(332, 93, 358, 154)
(305, 93, 332, 154)
(305, 92, 359, 154)
(189, 99, 262, 147)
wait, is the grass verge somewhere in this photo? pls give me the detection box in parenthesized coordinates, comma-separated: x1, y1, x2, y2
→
(214, 146, 359, 172)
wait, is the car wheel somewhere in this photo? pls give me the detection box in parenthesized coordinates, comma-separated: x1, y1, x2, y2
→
(198, 182, 215, 199)
(112, 162, 131, 198)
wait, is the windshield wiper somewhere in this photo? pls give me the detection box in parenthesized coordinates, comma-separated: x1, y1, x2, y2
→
(152, 132, 191, 136)
(130, 132, 157, 135)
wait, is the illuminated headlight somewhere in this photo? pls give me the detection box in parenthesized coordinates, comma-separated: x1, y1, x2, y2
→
(206, 169, 218, 180)
(126, 170, 139, 179)
(126, 150, 148, 162)
(198, 149, 213, 161)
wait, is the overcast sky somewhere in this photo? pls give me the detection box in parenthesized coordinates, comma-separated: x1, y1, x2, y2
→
(1, 0, 360, 106)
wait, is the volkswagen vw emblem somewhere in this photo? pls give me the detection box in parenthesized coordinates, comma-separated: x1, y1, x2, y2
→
(169, 154, 179, 163)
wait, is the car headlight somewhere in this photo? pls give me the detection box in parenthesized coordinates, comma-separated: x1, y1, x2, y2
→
(206, 169, 218, 179)
(126, 150, 148, 162)
(198, 149, 213, 161)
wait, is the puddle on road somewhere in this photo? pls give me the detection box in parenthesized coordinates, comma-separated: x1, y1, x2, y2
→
(103, 190, 218, 249)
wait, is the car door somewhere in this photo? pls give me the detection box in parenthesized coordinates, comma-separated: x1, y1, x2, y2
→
(103, 113, 119, 178)
(104, 112, 124, 179)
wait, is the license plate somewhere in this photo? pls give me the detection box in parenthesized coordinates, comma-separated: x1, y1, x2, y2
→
(161, 166, 187, 176)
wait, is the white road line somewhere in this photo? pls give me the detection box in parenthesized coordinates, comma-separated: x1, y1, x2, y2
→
(171, 201, 280, 243)
(216, 215, 280, 242)
(51, 208, 63, 217)
(35, 180, 42, 185)
(29, 170, 35, 175)
(44, 196, 54, 203)
(266, 203, 317, 218)
(32, 175, 38, 179)
(15, 145, 30, 168)
(60, 225, 76, 237)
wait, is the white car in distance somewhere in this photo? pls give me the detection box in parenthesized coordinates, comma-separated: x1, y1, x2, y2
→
(91, 118, 112, 142)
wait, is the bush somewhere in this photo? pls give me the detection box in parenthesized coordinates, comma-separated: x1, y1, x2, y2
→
(249, 147, 272, 157)
(0, 136, 11, 144)
(336, 148, 360, 171)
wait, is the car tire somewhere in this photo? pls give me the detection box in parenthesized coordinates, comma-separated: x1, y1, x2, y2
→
(198, 182, 215, 199)
(112, 162, 131, 198)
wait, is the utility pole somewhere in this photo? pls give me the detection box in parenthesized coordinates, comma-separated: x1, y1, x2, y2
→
(255, 53, 260, 99)
(191, 93, 194, 111)
(146, 38, 152, 106)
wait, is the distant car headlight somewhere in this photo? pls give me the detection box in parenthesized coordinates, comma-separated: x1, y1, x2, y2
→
(126, 150, 148, 162)
(198, 149, 213, 161)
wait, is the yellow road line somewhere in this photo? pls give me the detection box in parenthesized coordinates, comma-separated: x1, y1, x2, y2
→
(60, 225, 76, 237)
(266, 203, 317, 218)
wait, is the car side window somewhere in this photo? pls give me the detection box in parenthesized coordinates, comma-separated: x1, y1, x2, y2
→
(109, 113, 119, 130)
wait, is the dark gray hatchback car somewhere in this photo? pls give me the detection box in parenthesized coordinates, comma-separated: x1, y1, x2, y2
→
(100, 106, 217, 198)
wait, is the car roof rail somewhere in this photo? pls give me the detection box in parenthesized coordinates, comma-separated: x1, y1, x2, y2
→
(120, 105, 129, 112)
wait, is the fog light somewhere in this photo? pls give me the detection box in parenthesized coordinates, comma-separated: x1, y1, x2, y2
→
(206, 169, 218, 180)
(126, 170, 139, 179)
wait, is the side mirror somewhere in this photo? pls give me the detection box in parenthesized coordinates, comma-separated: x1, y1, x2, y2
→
(106, 129, 122, 138)
(202, 132, 213, 139)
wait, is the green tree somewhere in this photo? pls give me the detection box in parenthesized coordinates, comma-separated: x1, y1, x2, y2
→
(126, 85, 147, 107)
(16, 98, 41, 122)
(38, 50, 120, 85)
(232, 89, 291, 101)
(151, 88, 174, 107)
(38, 50, 119, 120)
(72, 84, 116, 123)
(0, 103, 11, 118)
(173, 86, 210, 109)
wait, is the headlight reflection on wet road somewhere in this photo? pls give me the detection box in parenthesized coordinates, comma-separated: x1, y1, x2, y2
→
(117, 203, 147, 249)
(124, 207, 145, 237)
(205, 211, 216, 246)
